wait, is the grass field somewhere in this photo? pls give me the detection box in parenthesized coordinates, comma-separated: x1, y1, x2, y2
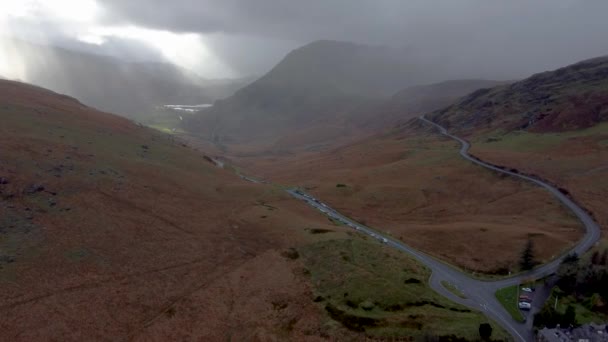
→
(495, 286, 525, 323)
(300, 238, 509, 340)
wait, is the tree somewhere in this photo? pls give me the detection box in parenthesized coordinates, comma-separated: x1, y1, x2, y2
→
(557, 254, 580, 293)
(600, 249, 608, 266)
(534, 305, 561, 328)
(520, 239, 537, 271)
(592, 251, 600, 265)
(561, 305, 577, 327)
(479, 323, 493, 340)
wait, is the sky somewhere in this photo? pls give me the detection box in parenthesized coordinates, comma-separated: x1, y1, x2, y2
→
(2, 0, 608, 79)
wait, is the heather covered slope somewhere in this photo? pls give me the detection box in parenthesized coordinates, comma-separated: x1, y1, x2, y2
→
(0, 80, 503, 340)
(0, 79, 329, 340)
(430, 56, 608, 133)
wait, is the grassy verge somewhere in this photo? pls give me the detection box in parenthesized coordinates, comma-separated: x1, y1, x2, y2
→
(441, 281, 467, 299)
(495, 285, 525, 323)
(300, 238, 509, 340)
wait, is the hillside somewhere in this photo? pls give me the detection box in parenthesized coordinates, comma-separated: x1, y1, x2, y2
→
(234, 121, 583, 274)
(423, 56, 608, 228)
(352, 79, 509, 130)
(0, 79, 327, 340)
(0, 39, 248, 118)
(430, 56, 608, 133)
(0, 80, 506, 340)
(186, 40, 454, 149)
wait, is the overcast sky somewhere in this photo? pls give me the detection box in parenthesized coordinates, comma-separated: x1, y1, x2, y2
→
(2, 0, 608, 79)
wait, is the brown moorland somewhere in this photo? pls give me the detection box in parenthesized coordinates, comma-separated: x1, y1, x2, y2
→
(236, 123, 584, 274)
(429, 56, 608, 230)
(0, 80, 505, 340)
(469, 124, 608, 230)
(0, 80, 340, 341)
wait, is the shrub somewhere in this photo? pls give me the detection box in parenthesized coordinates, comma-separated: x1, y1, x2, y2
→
(479, 323, 492, 340)
(282, 248, 300, 260)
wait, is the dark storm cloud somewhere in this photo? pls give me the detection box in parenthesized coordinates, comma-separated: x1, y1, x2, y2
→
(98, 0, 608, 78)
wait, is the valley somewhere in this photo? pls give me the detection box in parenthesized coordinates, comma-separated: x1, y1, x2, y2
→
(2, 5, 608, 339)
(0, 79, 507, 341)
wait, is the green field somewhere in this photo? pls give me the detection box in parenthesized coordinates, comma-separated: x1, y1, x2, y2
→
(495, 285, 525, 323)
(300, 238, 509, 340)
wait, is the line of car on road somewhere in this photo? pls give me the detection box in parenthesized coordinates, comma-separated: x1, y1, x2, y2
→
(293, 189, 389, 244)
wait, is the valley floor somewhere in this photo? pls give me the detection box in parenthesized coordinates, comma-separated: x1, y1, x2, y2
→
(231, 123, 585, 275)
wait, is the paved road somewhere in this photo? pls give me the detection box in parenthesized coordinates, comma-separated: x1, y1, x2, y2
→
(285, 116, 602, 341)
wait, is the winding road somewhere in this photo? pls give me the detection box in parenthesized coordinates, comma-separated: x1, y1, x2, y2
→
(286, 116, 601, 341)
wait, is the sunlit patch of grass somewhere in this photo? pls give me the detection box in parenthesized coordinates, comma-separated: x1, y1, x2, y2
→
(300, 238, 509, 340)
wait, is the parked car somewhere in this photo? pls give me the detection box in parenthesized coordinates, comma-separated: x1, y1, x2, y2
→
(518, 302, 532, 310)
(519, 295, 532, 303)
(521, 287, 534, 293)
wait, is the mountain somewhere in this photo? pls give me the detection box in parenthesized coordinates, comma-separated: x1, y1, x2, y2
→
(351, 79, 510, 130)
(186, 40, 455, 148)
(430, 56, 608, 133)
(0, 39, 249, 118)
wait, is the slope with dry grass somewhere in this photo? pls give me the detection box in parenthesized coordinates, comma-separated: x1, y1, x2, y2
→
(428, 56, 608, 230)
(0, 80, 503, 340)
(237, 123, 584, 274)
(0, 80, 338, 341)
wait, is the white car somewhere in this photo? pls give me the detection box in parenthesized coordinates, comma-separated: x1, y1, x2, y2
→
(382, 238, 388, 244)
(518, 302, 532, 310)
(521, 287, 533, 293)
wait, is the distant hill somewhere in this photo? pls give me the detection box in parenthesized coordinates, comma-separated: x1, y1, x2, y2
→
(430, 56, 608, 133)
(352, 79, 510, 130)
(187, 40, 456, 147)
(0, 39, 249, 118)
